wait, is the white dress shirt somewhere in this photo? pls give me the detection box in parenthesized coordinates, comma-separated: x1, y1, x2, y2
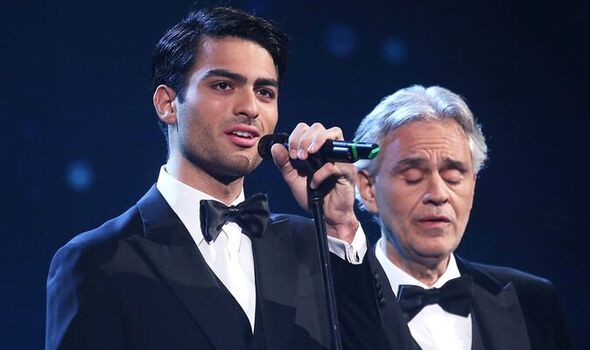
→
(156, 166, 367, 332)
(375, 238, 472, 350)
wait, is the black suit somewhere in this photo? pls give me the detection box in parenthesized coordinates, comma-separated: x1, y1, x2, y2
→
(360, 249, 571, 350)
(46, 185, 341, 350)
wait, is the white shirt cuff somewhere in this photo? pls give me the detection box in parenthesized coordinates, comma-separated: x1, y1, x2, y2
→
(327, 224, 367, 265)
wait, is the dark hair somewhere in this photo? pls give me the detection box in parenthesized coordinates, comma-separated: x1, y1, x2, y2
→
(152, 6, 289, 136)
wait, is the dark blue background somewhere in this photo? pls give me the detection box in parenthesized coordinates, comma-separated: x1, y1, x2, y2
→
(2, 1, 588, 348)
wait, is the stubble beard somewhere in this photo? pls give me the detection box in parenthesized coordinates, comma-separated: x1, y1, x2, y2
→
(180, 141, 262, 185)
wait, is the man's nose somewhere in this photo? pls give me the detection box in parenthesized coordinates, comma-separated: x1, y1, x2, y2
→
(234, 89, 259, 119)
(422, 174, 449, 206)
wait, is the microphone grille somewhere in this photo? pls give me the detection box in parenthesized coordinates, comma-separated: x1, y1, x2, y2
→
(257, 133, 289, 160)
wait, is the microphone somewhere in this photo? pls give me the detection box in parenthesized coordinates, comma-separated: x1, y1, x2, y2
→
(257, 133, 380, 163)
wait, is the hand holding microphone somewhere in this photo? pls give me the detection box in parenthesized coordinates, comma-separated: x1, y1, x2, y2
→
(260, 124, 378, 350)
(258, 122, 379, 242)
(258, 132, 380, 165)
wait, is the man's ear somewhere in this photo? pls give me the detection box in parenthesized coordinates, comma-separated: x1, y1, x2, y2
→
(153, 85, 178, 126)
(357, 170, 379, 213)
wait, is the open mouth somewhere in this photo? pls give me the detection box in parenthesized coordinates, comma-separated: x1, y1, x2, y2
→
(231, 130, 255, 139)
(224, 125, 261, 148)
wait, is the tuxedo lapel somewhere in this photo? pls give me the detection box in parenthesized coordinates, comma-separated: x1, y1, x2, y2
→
(251, 215, 298, 350)
(456, 257, 531, 350)
(131, 186, 249, 350)
(367, 250, 422, 350)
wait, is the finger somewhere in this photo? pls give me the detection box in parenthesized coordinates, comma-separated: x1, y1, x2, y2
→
(287, 123, 310, 160)
(307, 125, 344, 154)
(290, 122, 323, 160)
(293, 122, 325, 160)
(296, 123, 344, 159)
(288, 123, 346, 160)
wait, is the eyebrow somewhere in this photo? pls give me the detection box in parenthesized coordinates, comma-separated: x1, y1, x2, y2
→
(254, 78, 279, 89)
(393, 156, 469, 172)
(441, 158, 469, 172)
(394, 157, 426, 172)
(204, 69, 279, 88)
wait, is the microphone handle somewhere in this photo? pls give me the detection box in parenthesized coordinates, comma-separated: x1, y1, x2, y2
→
(319, 140, 379, 163)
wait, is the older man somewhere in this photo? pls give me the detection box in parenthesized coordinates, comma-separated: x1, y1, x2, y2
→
(352, 85, 570, 350)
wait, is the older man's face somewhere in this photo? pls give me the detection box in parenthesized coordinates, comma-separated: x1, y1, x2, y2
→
(359, 119, 476, 267)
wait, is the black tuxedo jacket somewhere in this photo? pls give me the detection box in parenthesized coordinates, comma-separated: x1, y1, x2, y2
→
(46, 185, 346, 350)
(361, 250, 571, 350)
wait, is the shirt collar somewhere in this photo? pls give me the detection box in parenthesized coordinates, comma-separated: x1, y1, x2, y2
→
(155, 165, 245, 246)
(375, 237, 461, 297)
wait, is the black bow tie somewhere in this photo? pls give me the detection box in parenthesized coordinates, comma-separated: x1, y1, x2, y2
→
(397, 275, 473, 321)
(200, 193, 270, 243)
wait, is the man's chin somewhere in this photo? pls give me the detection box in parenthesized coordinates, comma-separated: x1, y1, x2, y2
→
(412, 245, 454, 264)
(185, 149, 260, 179)
(211, 160, 261, 183)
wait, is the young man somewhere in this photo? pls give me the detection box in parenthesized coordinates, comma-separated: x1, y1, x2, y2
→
(45, 7, 401, 350)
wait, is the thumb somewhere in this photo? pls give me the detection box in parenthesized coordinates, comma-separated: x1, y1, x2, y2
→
(271, 143, 290, 171)
(271, 143, 300, 185)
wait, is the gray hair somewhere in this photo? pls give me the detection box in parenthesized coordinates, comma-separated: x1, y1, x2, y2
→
(354, 85, 488, 208)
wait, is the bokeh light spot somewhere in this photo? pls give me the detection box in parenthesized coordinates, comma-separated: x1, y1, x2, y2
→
(66, 160, 95, 192)
(382, 37, 407, 65)
(325, 23, 358, 58)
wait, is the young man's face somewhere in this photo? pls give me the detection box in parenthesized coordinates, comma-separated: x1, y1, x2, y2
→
(170, 36, 279, 181)
(359, 119, 476, 268)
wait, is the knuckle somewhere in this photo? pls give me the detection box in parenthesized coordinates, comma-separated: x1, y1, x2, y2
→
(329, 127, 344, 140)
(329, 126, 343, 135)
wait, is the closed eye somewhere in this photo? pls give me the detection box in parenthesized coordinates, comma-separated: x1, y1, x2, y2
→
(402, 168, 423, 184)
(442, 169, 464, 184)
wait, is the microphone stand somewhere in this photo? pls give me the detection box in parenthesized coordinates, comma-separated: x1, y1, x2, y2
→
(308, 177, 343, 350)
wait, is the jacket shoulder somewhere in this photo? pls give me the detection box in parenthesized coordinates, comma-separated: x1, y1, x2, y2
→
(460, 258, 572, 349)
(48, 205, 143, 276)
(46, 206, 142, 350)
(70, 205, 142, 247)
(469, 261, 555, 294)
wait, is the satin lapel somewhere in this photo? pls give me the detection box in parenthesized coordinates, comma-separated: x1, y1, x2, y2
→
(131, 186, 248, 350)
(456, 257, 531, 350)
(470, 311, 486, 350)
(366, 250, 422, 350)
(251, 216, 298, 350)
